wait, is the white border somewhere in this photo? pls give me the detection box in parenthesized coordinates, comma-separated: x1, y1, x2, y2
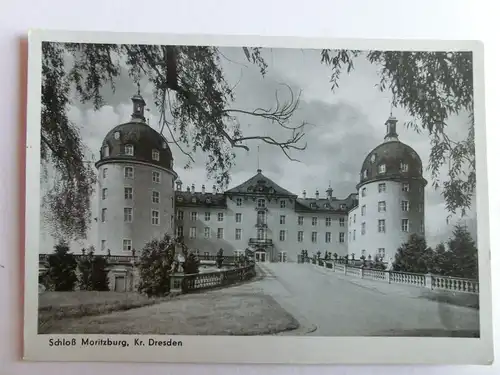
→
(24, 30, 493, 365)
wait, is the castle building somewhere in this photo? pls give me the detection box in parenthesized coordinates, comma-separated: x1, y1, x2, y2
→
(92, 92, 426, 269)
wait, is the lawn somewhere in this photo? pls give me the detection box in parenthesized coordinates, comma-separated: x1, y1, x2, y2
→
(38, 291, 169, 333)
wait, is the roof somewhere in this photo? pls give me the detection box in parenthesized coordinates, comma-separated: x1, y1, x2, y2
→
(175, 191, 227, 208)
(295, 193, 358, 213)
(225, 169, 297, 197)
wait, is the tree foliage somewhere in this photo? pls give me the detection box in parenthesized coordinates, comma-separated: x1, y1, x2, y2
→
(442, 224, 478, 279)
(77, 246, 110, 291)
(41, 43, 476, 240)
(42, 242, 78, 291)
(392, 234, 434, 274)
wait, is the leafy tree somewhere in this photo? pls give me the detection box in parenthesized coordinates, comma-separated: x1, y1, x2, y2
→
(178, 243, 200, 274)
(44, 242, 78, 291)
(430, 242, 453, 276)
(445, 224, 478, 279)
(77, 247, 93, 290)
(392, 234, 434, 274)
(91, 254, 110, 291)
(216, 248, 224, 268)
(137, 234, 176, 297)
(77, 247, 110, 291)
(41, 44, 475, 240)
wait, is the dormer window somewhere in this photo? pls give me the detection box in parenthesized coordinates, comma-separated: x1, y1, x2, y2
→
(162, 141, 167, 149)
(363, 170, 368, 178)
(152, 149, 160, 161)
(400, 163, 409, 172)
(114, 131, 120, 140)
(378, 164, 386, 174)
(361, 187, 366, 197)
(124, 144, 134, 156)
(103, 145, 109, 157)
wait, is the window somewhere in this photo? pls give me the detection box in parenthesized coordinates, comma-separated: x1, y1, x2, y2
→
(100, 240, 106, 252)
(217, 212, 224, 222)
(279, 230, 286, 241)
(124, 166, 134, 179)
(151, 210, 160, 225)
(349, 231, 351, 242)
(312, 217, 318, 226)
(298, 216, 304, 225)
(353, 214, 356, 223)
(124, 208, 133, 223)
(297, 231, 304, 242)
(311, 232, 317, 243)
(420, 220, 425, 233)
(205, 212, 211, 221)
(339, 217, 345, 227)
(400, 163, 409, 172)
(361, 188, 366, 197)
(325, 232, 331, 243)
(280, 200, 286, 208)
(176, 210, 184, 221)
(378, 183, 386, 193)
(235, 213, 242, 223)
(280, 215, 286, 225)
(419, 186, 423, 193)
(123, 239, 132, 251)
(103, 146, 109, 157)
(152, 171, 161, 183)
(401, 200, 409, 212)
(124, 144, 134, 156)
(176, 226, 184, 238)
(339, 232, 345, 243)
(361, 222, 366, 235)
(353, 230, 356, 240)
(418, 203, 423, 212)
(124, 187, 133, 200)
(217, 228, 224, 239)
(257, 229, 265, 240)
(378, 248, 385, 259)
(361, 205, 366, 216)
(102, 188, 107, 200)
(189, 227, 197, 239)
(340, 204, 346, 210)
(152, 149, 160, 161)
(101, 208, 107, 222)
(325, 217, 332, 227)
(363, 169, 368, 178)
(102, 168, 108, 178)
(378, 201, 386, 212)
(236, 198, 242, 206)
(402, 183, 410, 192)
(402, 219, 409, 232)
(235, 228, 242, 240)
(378, 219, 386, 233)
(378, 164, 386, 174)
(257, 198, 266, 208)
(190, 212, 198, 221)
(152, 191, 160, 204)
(171, 196, 174, 208)
(257, 211, 265, 225)
(170, 215, 174, 229)
(204, 227, 210, 239)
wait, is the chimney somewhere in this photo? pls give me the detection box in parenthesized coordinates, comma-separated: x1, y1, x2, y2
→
(202, 184, 206, 194)
(187, 186, 191, 193)
(176, 180, 183, 191)
(315, 189, 319, 200)
(191, 183, 195, 193)
(302, 190, 306, 199)
(212, 184, 217, 194)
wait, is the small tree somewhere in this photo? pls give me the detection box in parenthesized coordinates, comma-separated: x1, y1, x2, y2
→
(45, 241, 78, 291)
(392, 234, 433, 274)
(333, 253, 338, 261)
(446, 224, 478, 279)
(430, 242, 452, 276)
(216, 248, 224, 268)
(77, 247, 94, 290)
(138, 234, 176, 297)
(91, 255, 110, 291)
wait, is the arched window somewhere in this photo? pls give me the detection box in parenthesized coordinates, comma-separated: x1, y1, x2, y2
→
(103, 145, 109, 157)
(124, 144, 134, 156)
(378, 164, 386, 174)
(152, 149, 160, 161)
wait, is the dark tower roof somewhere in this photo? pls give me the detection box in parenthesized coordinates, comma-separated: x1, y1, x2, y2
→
(95, 89, 174, 171)
(357, 116, 426, 189)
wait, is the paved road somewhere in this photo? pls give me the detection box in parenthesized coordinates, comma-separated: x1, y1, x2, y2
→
(245, 262, 480, 337)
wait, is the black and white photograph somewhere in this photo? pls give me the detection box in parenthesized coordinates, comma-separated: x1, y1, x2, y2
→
(23, 31, 492, 364)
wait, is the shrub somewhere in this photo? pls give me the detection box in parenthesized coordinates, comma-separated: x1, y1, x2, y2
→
(43, 242, 78, 291)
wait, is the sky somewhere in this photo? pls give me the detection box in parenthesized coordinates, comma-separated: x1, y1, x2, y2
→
(40, 46, 477, 252)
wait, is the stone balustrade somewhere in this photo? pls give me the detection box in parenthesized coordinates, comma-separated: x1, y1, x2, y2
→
(304, 257, 479, 295)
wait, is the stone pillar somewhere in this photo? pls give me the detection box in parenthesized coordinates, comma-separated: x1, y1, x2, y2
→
(170, 272, 185, 294)
(360, 267, 364, 279)
(425, 273, 433, 289)
(385, 271, 391, 284)
(344, 265, 347, 275)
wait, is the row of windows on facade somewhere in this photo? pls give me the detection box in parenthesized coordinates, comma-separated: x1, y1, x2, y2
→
(348, 218, 424, 241)
(103, 144, 161, 161)
(100, 207, 173, 226)
(360, 182, 422, 197)
(101, 166, 163, 183)
(176, 210, 346, 227)
(176, 226, 346, 243)
(349, 200, 424, 225)
(361, 162, 410, 179)
(101, 187, 172, 206)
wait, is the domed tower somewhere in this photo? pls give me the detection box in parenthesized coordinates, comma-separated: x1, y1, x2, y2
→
(351, 116, 427, 264)
(95, 88, 177, 256)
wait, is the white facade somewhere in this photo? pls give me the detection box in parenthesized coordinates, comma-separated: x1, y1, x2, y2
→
(96, 161, 176, 256)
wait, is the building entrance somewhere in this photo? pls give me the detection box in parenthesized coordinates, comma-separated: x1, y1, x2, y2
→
(255, 250, 267, 262)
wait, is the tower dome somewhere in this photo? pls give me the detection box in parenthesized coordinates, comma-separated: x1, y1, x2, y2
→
(95, 87, 174, 171)
(357, 116, 426, 189)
